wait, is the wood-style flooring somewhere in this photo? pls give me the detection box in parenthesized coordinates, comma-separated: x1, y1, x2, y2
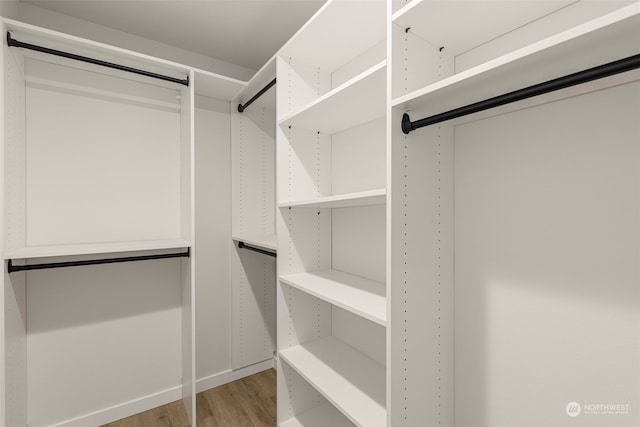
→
(102, 369, 276, 427)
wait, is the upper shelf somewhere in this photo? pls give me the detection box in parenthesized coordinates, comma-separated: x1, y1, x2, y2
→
(393, 2, 640, 116)
(279, 61, 386, 134)
(280, 0, 386, 72)
(4, 18, 248, 101)
(393, 0, 572, 57)
(4, 239, 190, 260)
(193, 69, 246, 101)
(279, 188, 386, 209)
(233, 57, 276, 110)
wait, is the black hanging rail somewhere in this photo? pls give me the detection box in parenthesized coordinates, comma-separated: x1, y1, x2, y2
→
(238, 241, 277, 258)
(402, 52, 640, 134)
(7, 249, 190, 273)
(237, 78, 276, 112)
(6, 32, 189, 87)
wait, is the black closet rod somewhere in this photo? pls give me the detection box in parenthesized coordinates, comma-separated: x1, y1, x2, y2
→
(7, 249, 190, 273)
(238, 241, 277, 258)
(237, 78, 276, 112)
(6, 32, 189, 87)
(402, 52, 640, 134)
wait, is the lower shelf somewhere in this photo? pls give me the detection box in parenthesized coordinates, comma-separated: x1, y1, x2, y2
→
(280, 402, 354, 427)
(279, 336, 386, 427)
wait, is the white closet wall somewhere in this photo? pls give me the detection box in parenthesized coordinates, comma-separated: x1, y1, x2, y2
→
(194, 96, 233, 382)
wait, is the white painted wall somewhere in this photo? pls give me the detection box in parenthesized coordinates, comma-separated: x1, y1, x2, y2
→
(12, 2, 256, 81)
(0, 0, 18, 20)
(194, 97, 233, 380)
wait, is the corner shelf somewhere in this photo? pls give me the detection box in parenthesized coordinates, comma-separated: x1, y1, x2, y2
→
(232, 234, 277, 253)
(194, 69, 246, 101)
(393, 3, 640, 116)
(280, 270, 386, 326)
(278, 61, 386, 134)
(4, 239, 191, 260)
(280, 402, 354, 427)
(279, 336, 386, 427)
(278, 188, 386, 209)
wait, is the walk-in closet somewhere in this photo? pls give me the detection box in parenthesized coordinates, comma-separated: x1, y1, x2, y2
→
(1, 1, 638, 426)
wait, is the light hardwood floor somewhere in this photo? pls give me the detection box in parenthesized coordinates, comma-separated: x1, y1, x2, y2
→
(102, 369, 276, 427)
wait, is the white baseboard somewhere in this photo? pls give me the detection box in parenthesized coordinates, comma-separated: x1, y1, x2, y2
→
(196, 358, 275, 393)
(51, 358, 276, 427)
(51, 386, 182, 427)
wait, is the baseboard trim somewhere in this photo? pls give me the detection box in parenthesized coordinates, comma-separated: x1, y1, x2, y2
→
(51, 358, 276, 427)
(196, 358, 275, 393)
(51, 386, 182, 427)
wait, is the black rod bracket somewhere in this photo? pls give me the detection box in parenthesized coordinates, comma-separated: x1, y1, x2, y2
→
(6, 32, 189, 87)
(7, 249, 190, 273)
(238, 241, 277, 258)
(402, 52, 640, 134)
(238, 78, 276, 113)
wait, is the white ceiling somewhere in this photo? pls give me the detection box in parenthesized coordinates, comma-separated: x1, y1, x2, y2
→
(22, 0, 325, 71)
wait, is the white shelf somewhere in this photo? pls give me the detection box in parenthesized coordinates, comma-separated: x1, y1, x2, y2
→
(279, 61, 386, 134)
(279, 188, 386, 209)
(194, 69, 246, 101)
(4, 239, 190, 260)
(233, 57, 276, 110)
(393, 0, 571, 56)
(280, 402, 354, 427)
(279, 336, 386, 427)
(280, 0, 386, 72)
(393, 3, 640, 117)
(280, 270, 386, 326)
(232, 234, 277, 252)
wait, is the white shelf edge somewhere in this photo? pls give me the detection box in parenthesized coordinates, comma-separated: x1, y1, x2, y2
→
(232, 56, 275, 102)
(279, 336, 386, 427)
(277, 60, 386, 127)
(280, 402, 354, 427)
(392, 2, 640, 109)
(5, 239, 191, 260)
(280, 270, 386, 326)
(278, 188, 386, 209)
(232, 234, 278, 252)
(391, 0, 422, 22)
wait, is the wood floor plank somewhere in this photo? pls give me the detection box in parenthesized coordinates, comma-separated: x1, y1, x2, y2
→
(103, 368, 276, 427)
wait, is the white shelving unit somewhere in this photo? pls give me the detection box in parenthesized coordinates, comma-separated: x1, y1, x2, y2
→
(230, 56, 277, 370)
(0, 17, 246, 427)
(389, 1, 640, 427)
(275, 1, 387, 426)
(279, 337, 386, 427)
